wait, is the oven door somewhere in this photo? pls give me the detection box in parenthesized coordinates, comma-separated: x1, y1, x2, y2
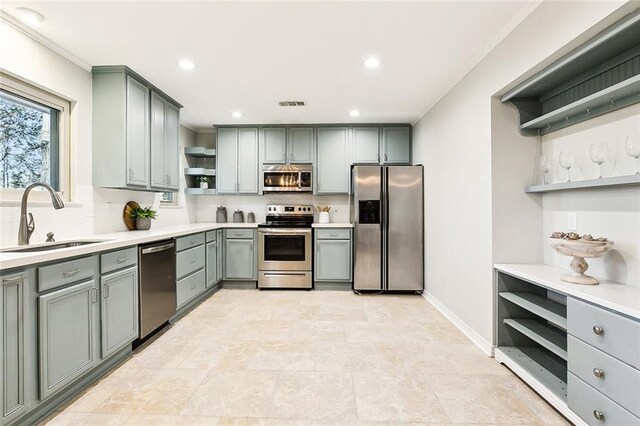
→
(258, 228, 312, 271)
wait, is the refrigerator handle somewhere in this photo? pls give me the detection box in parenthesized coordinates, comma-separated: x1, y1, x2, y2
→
(382, 166, 388, 291)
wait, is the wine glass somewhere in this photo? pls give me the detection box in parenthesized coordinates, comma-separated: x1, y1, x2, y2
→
(625, 134, 640, 175)
(539, 155, 550, 185)
(590, 143, 607, 179)
(559, 150, 575, 182)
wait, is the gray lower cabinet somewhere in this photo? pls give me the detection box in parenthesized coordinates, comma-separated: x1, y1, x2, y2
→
(100, 266, 138, 359)
(176, 233, 206, 309)
(1, 270, 29, 425)
(206, 239, 219, 288)
(217, 128, 259, 194)
(316, 127, 349, 194)
(224, 230, 257, 280)
(38, 279, 99, 401)
(150, 92, 180, 191)
(381, 127, 411, 164)
(314, 229, 353, 284)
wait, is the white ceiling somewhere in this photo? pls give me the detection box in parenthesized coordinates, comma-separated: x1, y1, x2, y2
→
(3, 1, 538, 129)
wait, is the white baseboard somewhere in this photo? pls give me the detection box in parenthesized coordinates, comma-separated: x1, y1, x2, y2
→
(423, 291, 494, 356)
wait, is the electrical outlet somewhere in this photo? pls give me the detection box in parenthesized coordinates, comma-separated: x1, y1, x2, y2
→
(567, 212, 578, 231)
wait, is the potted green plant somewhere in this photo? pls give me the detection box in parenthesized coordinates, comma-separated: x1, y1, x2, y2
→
(131, 206, 157, 230)
(198, 176, 210, 189)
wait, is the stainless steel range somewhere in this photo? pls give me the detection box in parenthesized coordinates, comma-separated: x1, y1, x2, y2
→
(258, 204, 313, 289)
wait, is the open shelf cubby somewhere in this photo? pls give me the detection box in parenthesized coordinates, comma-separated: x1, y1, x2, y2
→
(496, 271, 568, 401)
(184, 147, 216, 194)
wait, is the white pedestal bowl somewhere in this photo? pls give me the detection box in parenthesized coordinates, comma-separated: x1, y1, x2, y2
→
(548, 237, 613, 285)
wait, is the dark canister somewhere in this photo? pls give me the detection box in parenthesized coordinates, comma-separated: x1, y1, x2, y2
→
(216, 206, 227, 223)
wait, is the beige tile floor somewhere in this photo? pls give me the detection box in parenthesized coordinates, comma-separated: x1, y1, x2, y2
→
(43, 289, 569, 425)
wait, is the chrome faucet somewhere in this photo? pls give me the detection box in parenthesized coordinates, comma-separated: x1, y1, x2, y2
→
(18, 183, 65, 245)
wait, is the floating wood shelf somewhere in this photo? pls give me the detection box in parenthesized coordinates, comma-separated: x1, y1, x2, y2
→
(184, 147, 216, 157)
(184, 168, 216, 176)
(504, 318, 567, 360)
(500, 292, 567, 330)
(525, 174, 640, 193)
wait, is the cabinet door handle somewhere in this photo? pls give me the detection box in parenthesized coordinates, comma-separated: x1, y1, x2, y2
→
(63, 269, 79, 277)
(128, 168, 133, 181)
(166, 174, 171, 185)
(384, 153, 388, 162)
(91, 287, 98, 303)
(593, 410, 604, 421)
(593, 368, 605, 378)
(116, 256, 128, 264)
(2, 275, 24, 284)
(104, 284, 110, 298)
(592, 326, 604, 335)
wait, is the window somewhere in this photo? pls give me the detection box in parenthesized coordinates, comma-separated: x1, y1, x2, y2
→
(0, 73, 70, 200)
(160, 191, 177, 205)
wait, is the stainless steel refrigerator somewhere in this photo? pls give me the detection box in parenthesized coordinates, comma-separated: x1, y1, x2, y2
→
(352, 165, 424, 293)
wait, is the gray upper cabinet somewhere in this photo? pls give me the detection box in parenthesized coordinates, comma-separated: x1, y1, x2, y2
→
(352, 127, 380, 164)
(262, 128, 287, 163)
(381, 127, 411, 164)
(92, 66, 182, 191)
(38, 279, 98, 400)
(126, 76, 150, 187)
(100, 266, 138, 359)
(1, 270, 29, 425)
(151, 92, 180, 191)
(316, 127, 350, 194)
(216, 127, 259, 194)
(288, 128, 314, 163)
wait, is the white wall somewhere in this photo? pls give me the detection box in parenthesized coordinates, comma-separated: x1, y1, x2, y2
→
(412, 1, 635, 351)
(0, 18, 195, 246)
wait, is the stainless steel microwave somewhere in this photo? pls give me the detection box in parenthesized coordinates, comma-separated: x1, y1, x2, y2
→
(262, 164, 313, 193)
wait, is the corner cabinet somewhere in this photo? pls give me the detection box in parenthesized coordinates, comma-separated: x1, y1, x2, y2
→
(217, 128, 259, 194)
(316, 127, 350, 194)
(92, 66, 182, 192)
(0, 270, 30, 425)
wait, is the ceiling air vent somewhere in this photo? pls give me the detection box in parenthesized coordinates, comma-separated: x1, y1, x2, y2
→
(279, 101, 306, 107)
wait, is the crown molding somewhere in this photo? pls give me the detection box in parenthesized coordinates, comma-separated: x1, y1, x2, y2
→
(0, 10, 91, 72)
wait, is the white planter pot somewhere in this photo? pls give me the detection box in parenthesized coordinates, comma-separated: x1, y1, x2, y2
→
(200, 182, 209, 189)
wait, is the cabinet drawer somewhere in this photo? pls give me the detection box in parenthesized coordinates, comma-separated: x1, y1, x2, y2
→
(176, 233, 205, 251)
(206, 230, 218, 243)
(38, 256, 96, 292)
(225, 229, 254, 239)
(316, 229, 351, 240)
(100, 247, 137, 274)
(568, 335, 640, 416)
(568, 373, 640, 426)
(177, 269, 206, 308)
(568, 298, 640, 369)
(176, 245, 205, 280)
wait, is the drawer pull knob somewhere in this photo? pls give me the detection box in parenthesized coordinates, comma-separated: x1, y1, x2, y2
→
(190, 259, 196, 264)
(330, 233, 338, 237)
(235, 233, 243, 236)
(63, 269, 79, 277)
(116, 256, 128, 264)
(593, 368, 605, 378)
(593, 410, 604, 421)
(592, 326, 604, 335)
(190, 240, 195, 244)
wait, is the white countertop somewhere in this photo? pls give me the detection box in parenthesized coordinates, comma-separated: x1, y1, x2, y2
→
(0, 222, 258, 271)
(494, 263, 640, 321)
(312, 223, 353, 228)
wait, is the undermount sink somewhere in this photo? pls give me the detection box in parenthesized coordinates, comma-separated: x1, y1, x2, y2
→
(1, 240, 111, 253)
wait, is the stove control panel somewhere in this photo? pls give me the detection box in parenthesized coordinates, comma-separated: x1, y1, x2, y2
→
(266, 205, 313, 215)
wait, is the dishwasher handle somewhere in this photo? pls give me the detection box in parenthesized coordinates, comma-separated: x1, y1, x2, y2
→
(141, 242, 175, 255)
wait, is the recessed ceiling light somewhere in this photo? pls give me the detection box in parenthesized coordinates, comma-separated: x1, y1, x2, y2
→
(364, 57, 381, 69)
(178, 59, 196, 70)
(349, 110, 360, 117)
(231, 111, 243, 118)
(14, 7, 44, 26)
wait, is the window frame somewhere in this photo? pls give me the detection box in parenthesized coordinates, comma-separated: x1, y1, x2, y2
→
(0, 72, 71, 202)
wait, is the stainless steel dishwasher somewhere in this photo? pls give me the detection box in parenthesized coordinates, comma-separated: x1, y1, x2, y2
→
(138, 240, 176, 339)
